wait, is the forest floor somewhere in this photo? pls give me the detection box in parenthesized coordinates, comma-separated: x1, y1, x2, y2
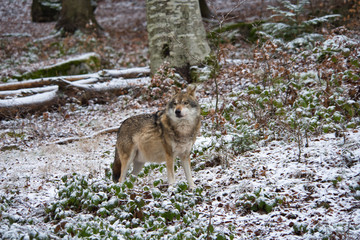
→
(1, 0, 360, 239)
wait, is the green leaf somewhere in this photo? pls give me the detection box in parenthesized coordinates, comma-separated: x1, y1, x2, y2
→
(208, 223, 214, 233)
(265, 203, 273, 213)
(153, 179, 163, 187)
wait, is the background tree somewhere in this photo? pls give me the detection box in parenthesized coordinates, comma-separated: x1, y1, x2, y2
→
(31, 0, 61, 22)
(55, 0, 102, 34)
(146, 0, 211, 82)
(199, 0, 213, 19)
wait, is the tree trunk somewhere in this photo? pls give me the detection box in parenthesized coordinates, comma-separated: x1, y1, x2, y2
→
(199, 0, 213, 19)
(55, 0, 102, 34)
(146, 0, 211, 82)
(31, 0, 61, 22)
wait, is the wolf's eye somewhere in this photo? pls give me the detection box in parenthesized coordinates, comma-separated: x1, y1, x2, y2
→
(183, 101, 189, 105)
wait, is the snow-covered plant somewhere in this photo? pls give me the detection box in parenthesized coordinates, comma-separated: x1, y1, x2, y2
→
(236, 188, 286, 215)
(229, 119, 258, 154)
(44, 173, 234, 239)
(259, 0, 340, 50)
(349, 181, 360, 200)
(293, 222, 309, 235)
(226, 43, 359, 157)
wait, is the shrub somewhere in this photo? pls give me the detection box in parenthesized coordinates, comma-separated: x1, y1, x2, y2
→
(236, 188, 286, 215)
(218, 31, 359, 157)
(259, 0, 340, 50)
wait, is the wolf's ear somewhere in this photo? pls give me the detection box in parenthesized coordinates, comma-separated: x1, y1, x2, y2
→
(186, 85, 197, 97)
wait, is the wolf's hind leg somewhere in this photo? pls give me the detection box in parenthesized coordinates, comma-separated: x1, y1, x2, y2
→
(119, 149, 137, 183)
(112, 150, 122, 183)
(132, 159, 145, 176)
(113, 148, 136, 183)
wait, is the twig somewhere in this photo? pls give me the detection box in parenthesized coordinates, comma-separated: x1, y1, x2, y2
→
(52, 126, 119, 145)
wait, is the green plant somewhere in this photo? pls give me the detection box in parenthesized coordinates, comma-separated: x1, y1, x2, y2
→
(293, 222, 308, 235)
(44, 173, 233, 239)
(224, 43, 359, 156)
(229, 121, 258, 154)
(331, 176, 343, 187)
(236, 188, 286, 214)
(138, 163, 165, 178)
(349, 180, 360, 200)
(259, 0, 340, 49)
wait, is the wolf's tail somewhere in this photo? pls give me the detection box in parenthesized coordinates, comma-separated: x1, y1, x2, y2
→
(112, 149, 122, 183)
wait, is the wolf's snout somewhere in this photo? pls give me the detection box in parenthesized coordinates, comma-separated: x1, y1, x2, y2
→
(175, 108, 182, 117)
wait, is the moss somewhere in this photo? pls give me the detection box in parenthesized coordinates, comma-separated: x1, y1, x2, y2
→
(15, 53, 101, 80)
(208, 21, 263, 44)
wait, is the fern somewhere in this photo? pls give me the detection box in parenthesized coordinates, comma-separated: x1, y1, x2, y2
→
(259, 0, 340, 49)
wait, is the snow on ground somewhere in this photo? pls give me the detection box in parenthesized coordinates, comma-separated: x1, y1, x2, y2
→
(0, 93, 359, 238)
(1, 0, 359, 238)
(195, 130, 360, 238)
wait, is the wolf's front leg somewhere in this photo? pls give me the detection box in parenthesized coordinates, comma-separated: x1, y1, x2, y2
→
(181, 157, 195, 189)
(165, 155, 176, 186)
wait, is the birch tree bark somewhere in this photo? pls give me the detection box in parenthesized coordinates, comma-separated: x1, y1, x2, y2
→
(146, 0, 211, 82)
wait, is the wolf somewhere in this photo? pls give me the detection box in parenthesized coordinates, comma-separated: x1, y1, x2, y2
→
(112, 85, 201, 189)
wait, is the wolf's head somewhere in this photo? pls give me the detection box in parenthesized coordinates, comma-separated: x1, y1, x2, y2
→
(166, 85, 200, 123)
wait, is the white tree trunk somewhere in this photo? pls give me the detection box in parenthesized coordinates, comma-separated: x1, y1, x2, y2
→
(146, 0, 211, 80)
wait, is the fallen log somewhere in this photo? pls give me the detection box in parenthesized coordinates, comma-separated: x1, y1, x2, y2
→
(0, 75, 97, 91)
(103, 67, 150, 79)
(0, 85, 58, 98)
(0, 90, 58, 118)
(55, 76, 150, 93)
(0, 76, 151, 119)
(0, 67, 150, 91)
(0, 78, 100, 99)
(54, 77, 150, 104)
